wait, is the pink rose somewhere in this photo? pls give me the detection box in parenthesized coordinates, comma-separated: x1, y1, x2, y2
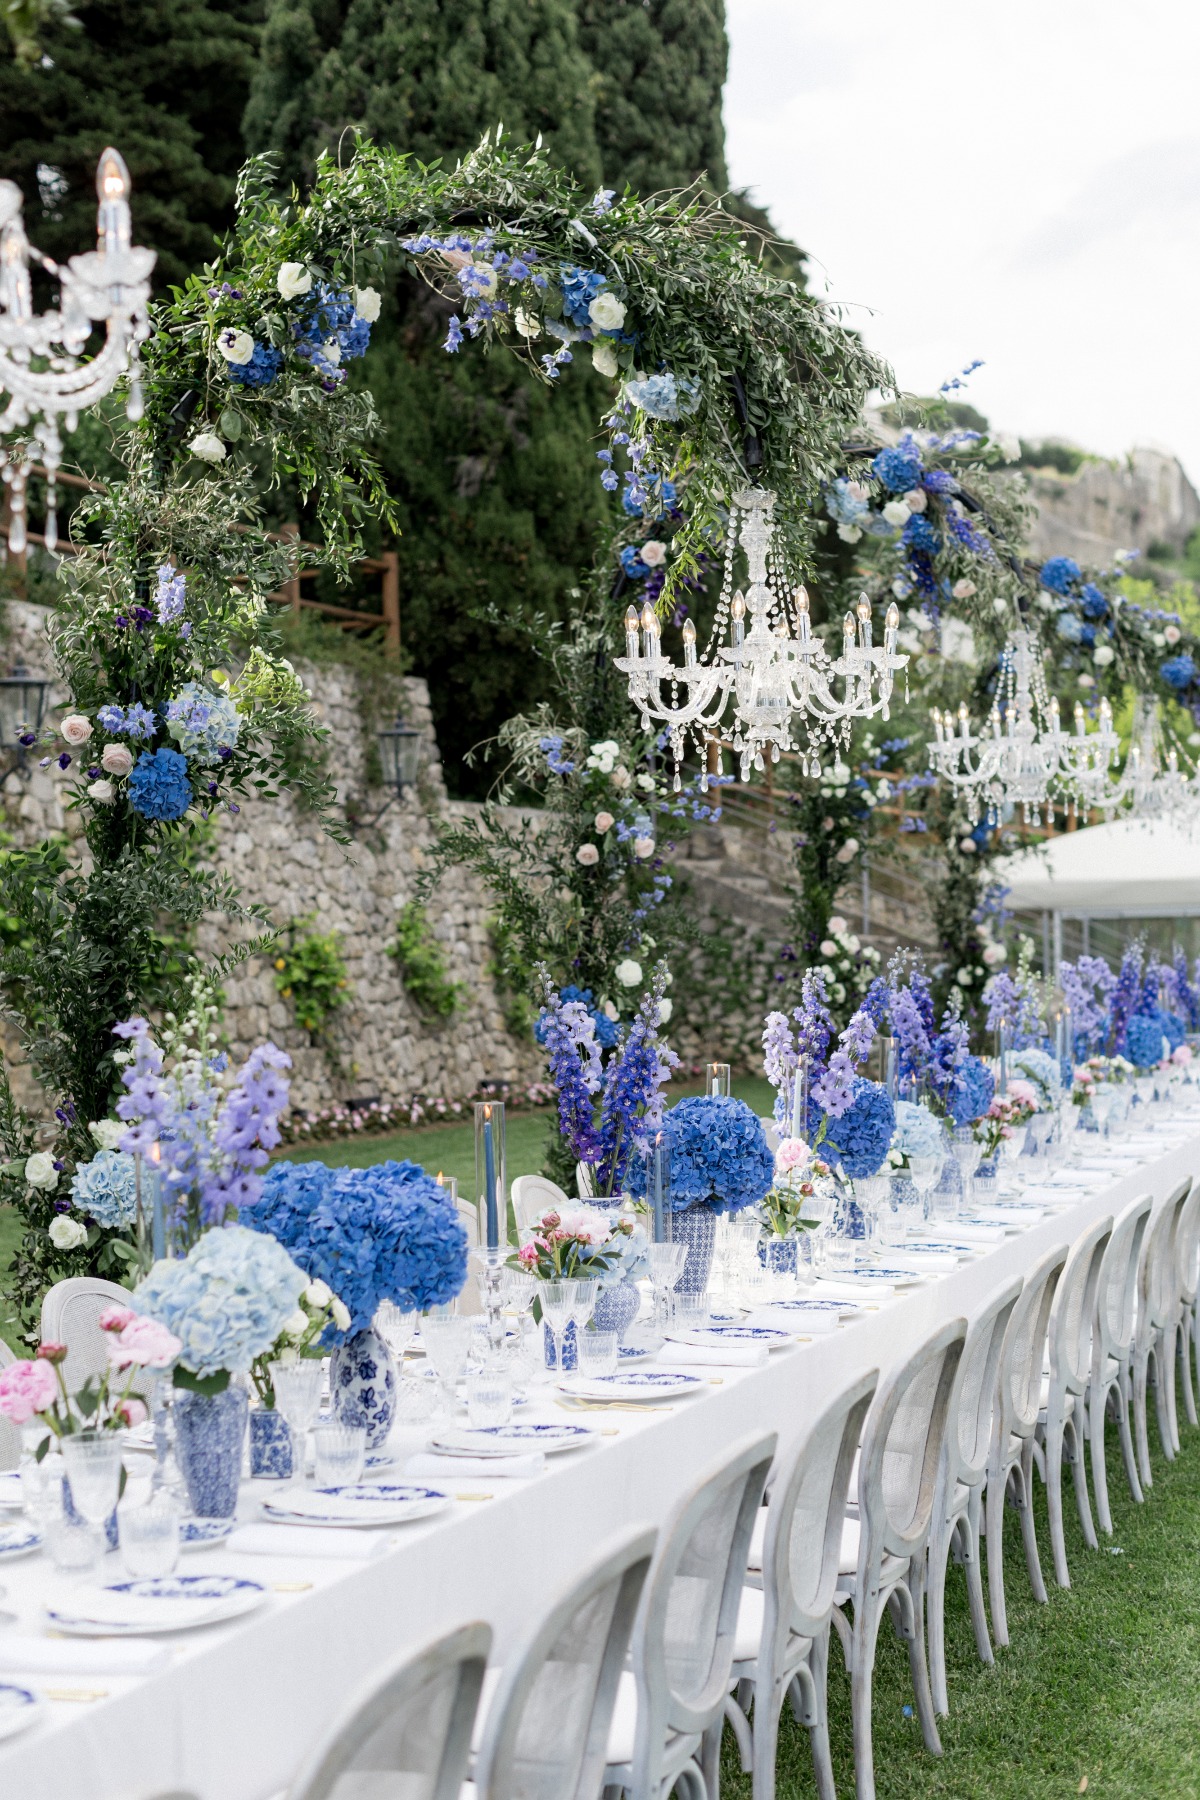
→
(0, 1358, 59, 1424)
(101, 743, 133, 778)
(99, 1305, 136, 1331)
(60, 714, 93, 746)
(117, 1397, 148, 1427)
(1007, 1079, 1038, 1108)
(107, 1315, 181, 1370)
(517, 1243, 539, 1268)
(1173, 1044, 1193, 1065)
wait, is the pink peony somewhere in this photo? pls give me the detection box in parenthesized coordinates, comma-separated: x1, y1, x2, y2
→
(107, 1315, 182, 1370)
(1006, 1079, 1038, 1109)
(98, 1305, 136, 1331)
(1172, 1044, 1193, 1066)
(517, 1243, 540, 1268)
(117, 1397, 148, 1427)
(0, 1358, 59, 1424)
(36, 1341, 67, 1363)
(775, 1137, 812, 1174)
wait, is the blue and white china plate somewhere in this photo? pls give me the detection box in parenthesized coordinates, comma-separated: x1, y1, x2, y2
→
(757, 1296, 861, 1316)
(618, 1343, 652, 1361)
(666, 1325, 793, 1349)
(431, 1424, 594, 1456)
(47, 1574, 266, 1636)
(913, 1240, 981, 1256)
(0, 1523, 41, 1562)
(559, 1371, 704, 1402)
(819, 1266, 922, 1286)
(180, 1519, 232, 1551)
(262, 1483, 450, 1527)
(0, 1473, 23, 1511)
(0, 1684, 40, 1742)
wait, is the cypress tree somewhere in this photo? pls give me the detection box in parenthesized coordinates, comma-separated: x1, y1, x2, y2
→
(0, 0, 264, 292)
(577, 0, 729, 194)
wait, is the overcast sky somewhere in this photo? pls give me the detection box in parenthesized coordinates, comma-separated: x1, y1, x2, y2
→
(724, 0, 1200, 483)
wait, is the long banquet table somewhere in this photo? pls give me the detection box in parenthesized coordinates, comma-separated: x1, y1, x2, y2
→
(3, 1126, 1198, 1800)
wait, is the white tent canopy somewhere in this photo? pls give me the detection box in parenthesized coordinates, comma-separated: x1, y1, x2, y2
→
(995, 814, 1200, 916)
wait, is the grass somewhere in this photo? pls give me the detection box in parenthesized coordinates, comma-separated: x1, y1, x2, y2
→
(721, 1414, 1200, 1799)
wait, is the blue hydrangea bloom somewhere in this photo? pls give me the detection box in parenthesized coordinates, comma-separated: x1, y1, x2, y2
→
(293, 285, 373, 388)
(1079, 622, 1097, 648)
(165, 682, 241, 765)
(655, 1095, 773, 1215)
(558, 265, 607, 328)
(1157, 1006, 1185, 1052)
(947, 1055, 995, 1127)
(1056, 613, 1083, 643)
(1039, 556, 1081, 595)
(128, 747, 192, 822)
(826, 478, 871, 527)
(902, 515, 941, 556)
(1125, 1013, 1167, 1068)
(623, 373, 699, 422)
(248, 1158, 468, 1336)
(1080, 583, 1108, 621)
(226, 342, 283, 390)
(135, 1224, 308, 1378)
(1161, 654, 1196, 691)
(872, 444, 923, 493)
(619, 544, 651, 580)
(70, 1150, 138, 1228)
(890, 1099, 944, 1162)
(1009, 1047, 1062, 1108)
(818, 1078, 895, 1178)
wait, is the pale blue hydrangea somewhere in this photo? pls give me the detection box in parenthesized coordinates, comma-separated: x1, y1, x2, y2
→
(890, 1100, 943, 1162)
(1009, 1047, 1062, 1108)
(623, 373, 700, 422)
(69, 1150, 139, 1228)
(134, 1224, 307, 1378)
(164, 682, 240, 765)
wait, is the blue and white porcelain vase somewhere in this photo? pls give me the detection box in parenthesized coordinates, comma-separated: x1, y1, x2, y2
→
(330, 1328, 396, 1449)
(544, 1320, 578, 1372)
(758, 1236, 798, 1277)
(592, 1278, 640, 1343)
(249, 1407, 293, 1480)
(671, 1203, 717, 1295)
(174, 1385, 249, 1519)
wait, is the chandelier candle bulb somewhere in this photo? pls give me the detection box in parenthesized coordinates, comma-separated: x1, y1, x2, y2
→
(730, 592, 746, 649)
(682, 620, 698, 667)
(96, 148, 133, 258)
(624, 606, 641, 660)
(856, 595, 873, 649)
(794, 586, 812, 642)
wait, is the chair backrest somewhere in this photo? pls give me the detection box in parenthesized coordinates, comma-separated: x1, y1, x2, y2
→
(473, 1525, 655, 1800)
(1094, 1192, 1153, 1366)
(945, 1275, 1022, 1490)
(40, 1277, 144, 1395)
(0, 1338, 17, 1469)
(456, 1198, 480, 1249)
(512, 1174, 570, 1235)
(630, 1431, 775, 1763)
(1138, 1178, 1191, 1342)
(857, 1316, 965, 1564)
(764, 1370, 877, 1642)
(1049, 1214, 1113, 1398)
(1175, 1178, 1200, 1306)
(995, 1245, 1067, 1443)
(285, 1621, 490, 1800)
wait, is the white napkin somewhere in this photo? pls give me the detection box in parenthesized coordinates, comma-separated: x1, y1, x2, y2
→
(0, 1637, 169, 1675)
(227, 1524, 390, 1560)
(876, 1250, 959, 1274)
(930, 1222, 1006, 1245)
(403, 1452, 544, 1481)
(745, 1307, 839, 1336)
(659, 1341, 768, 1368)
(971, 1206, 1045, 1226)
(812, 1278, 896, 1301)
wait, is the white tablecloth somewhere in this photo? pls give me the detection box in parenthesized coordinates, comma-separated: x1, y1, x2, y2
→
(2, 1127, 1197, 1800)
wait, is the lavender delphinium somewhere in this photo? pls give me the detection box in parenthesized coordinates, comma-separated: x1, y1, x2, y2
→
(888, 976, 933, 1083)
(1107, 944, 1143, 1056)
(1059, 955, 1116, 1056)
(811, 1004, 876, 1119)
(536, 975, 605, 1171)
(762, 1009, 799, 1128)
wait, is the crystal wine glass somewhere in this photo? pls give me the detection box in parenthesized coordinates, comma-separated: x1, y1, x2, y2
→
(270, 1359, 325, 1486)
(420, 1313, 474, 1417)
(907, 1153, 944, 1230)
(647, 1242, 687, 1329)
(539, 1280, 576, 1379)
(375, 1299, 416, 1371)
(949, 1127, 981, 1214)
(60, 1433, 123, 1558)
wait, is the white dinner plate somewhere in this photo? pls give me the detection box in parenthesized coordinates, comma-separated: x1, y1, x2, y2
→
(753, 1296, 864, 1318)
(0, 1524, 41, 1562)
(262, 1483, 450, 1527)
(665, 1325, 793, 1350)
(430, 1424, 595, 1456)
(0, 1684, 40, 1742)
(818, 1266, 924, 1287)
(558, 1371, 704, 1402)
(46, 1574, 266, 1637)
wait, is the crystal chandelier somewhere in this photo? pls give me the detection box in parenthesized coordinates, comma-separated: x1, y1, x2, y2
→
(928, 628, 1120, 824)
(1096, 697, 1196, 823)
(614, 486, 907, 785)
(1, 148, 155, 555)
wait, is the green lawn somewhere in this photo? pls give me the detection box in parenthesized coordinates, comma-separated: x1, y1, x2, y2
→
(722, 1415, 1200, 1799)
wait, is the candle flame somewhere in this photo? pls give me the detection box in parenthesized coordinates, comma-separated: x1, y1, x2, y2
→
(436, 1171, 444, 1185)
(483, 1103, 492, 1121)
(148, 1142, 162, 1166)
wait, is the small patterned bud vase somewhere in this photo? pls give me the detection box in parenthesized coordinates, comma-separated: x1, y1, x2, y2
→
(330, 1327, 396, 1449)
(671, 1203, 717, 1295)
(249, 1407, 293, 1480)
(174, 1385, 249, 1519)
(592, 1278, 641, 1342)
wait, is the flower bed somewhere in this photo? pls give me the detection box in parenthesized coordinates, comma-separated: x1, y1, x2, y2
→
(277, 1081, 559, 1145)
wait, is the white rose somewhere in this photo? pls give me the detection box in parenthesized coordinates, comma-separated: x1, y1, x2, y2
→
(25, 1151, 59, 1190)
(614, 959, 642, 988)
(48, 1215, 87, 1250)
(101, 743, 133, 777)
(960, 837, 977, 854)
(305, 1279, 332, 1307)
(588, 291, 627, 331)
(827, 915, 847, 935)
(514, 307, 541, 339)
(331, 1299, 351, 1331)
(88, 779, 116, 804)
(956, 967, 973, 985)
(188, 433, 226, 465)
(1152, 632, 1166, 649)
(837, 524, 862, 544)
(321, 336, 342, 368)
(640, 540, 667, 568)
(576, 843, 600, 866)
(470, 265, 498, 298)
(830, 762, 851, 785)
(1093, 645, 1115, 666)
(217, 329, 255, 365)
(882, 500, 910, 527)
(635, 773, 655, 792)
(594, 811, 615, 833)
(602, 999, 619, 1021)
(282, 1309, 309, 1340)
(995, 431, 1021, 462)
(610, 766, 631, 790)
(277, 262, 312, 300)
(903, 488, 927, 513)
(1078, 673, 1095, 689)
(892, 577, 910, 598)
(952, 578, 976, 599)
(834, 837, 859, 863)
(632, 836, 655, 859)
(1165, 625, 1182, 645)
(88, 1119, 125, 1150)
(845, 934, 860, 953)
(993, 598, 1008, 615)
(591, 340, 618, 377)
(982, 943, 1008, 966)
(354, 286, 381, 323)
(654, 997, 673, 1025)
(820, 939, 837, 957)
(61, 714, 93, 746)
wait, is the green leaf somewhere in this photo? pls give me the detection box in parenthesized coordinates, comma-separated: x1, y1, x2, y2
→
(172, 1365, 231, 1396)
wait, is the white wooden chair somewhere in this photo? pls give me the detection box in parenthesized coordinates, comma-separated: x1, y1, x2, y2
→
(1130, 1178, 1191, 1486)
(924, 1274, 1021, 1716)
(456, 1199, 483, 1317)
(601, 1430, 776, 1800)
(0, 1337, 19, 1470)
(471, 1525, 654, 1800)
(1173, 1179, 1200, 1429)
(832, 1316, 966, 1800)
(1036, 1214, 1112, 1589)
(1086, 1192, 1153, 1532)
(40, 1275, 144, 1396)
(983, 1243, 1067, 1648)
(511, 1174, 570, 1237)
(723, 1369, 878, 1800)
(283, 1620, 490, 1800)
